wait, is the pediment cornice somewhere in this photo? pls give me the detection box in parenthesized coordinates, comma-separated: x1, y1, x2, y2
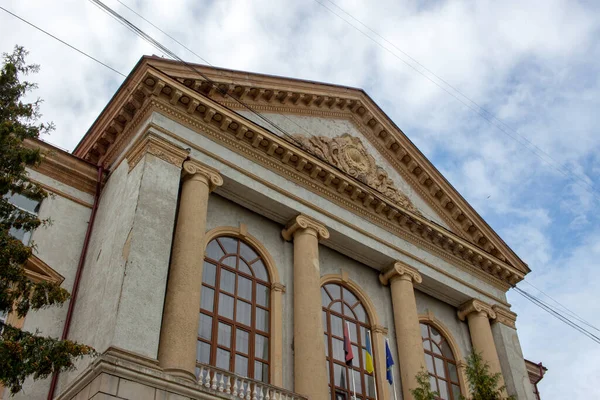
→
(73, 59, 528, 287)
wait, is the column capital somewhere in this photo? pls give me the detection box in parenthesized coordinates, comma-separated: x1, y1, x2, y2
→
(126, 132, 189, 172)
(281, 214, 330, 241)
(372, 324, 388, 335)
(457, 299, 497, 321)
(492, 305, 517, 329)
(379, 261, 422, 286)
(182, 159, 223, 192)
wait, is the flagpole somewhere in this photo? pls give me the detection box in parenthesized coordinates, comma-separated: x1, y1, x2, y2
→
(386, 338, 398, 400)
(368, 331, 379, 400)
(347, 322, 357, 400)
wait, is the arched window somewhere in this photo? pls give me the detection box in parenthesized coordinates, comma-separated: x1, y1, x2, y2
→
(197, 236, 271, 383)
(420, 322, 462, 400)
(322, 283, 376, 400)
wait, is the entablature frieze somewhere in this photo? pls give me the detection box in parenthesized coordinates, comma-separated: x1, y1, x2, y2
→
(74, 67, 525, 290)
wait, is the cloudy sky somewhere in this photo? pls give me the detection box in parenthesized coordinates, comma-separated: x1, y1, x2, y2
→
(2, 0, 599, 397)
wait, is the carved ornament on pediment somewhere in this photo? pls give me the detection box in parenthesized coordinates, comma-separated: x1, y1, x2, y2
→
(292, 133, 421, 215)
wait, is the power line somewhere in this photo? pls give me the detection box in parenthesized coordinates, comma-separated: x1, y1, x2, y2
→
(313, 0, 600, 201)
(512, 285, 600, 344)
(0, 6, 126, 77)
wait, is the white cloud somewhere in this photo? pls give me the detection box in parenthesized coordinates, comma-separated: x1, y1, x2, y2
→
(2, 1, 600, 398)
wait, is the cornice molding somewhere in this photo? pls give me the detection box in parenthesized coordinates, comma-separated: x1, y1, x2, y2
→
(72, 67, 525, 288)
(379, 261, 423, 285)
(125, 132, 189, 171)
(24, 138, 99, 195)
(492, 305, 517, 329)
(281, 214, 330, 241)
(25, 255, 64, 284)
(457, 299, 497, 321)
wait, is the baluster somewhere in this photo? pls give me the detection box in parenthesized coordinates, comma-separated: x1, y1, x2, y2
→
(204, 368, 211, 388)
(233, 377, 239, 397)
(252, 384, 258, 400)
(239, 380, 246, 399)
(196, 366, 203, 385)
(211, 372, 218, 390)
(246, 381, 252, 400)
(218, 373, 225, 392)
(260, 386, 266, 400)
(226, 375, 232, 394)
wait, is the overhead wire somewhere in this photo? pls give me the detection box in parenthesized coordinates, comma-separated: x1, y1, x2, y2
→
(0, 6, 126, 78)
(312, 0, 600, 201)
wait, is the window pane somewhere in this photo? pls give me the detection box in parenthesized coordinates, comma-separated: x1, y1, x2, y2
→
(452, 384, 461, 399)
(322, 311, 328, 332)
(218, 293, 234, 319)
(432, 343, 442, 355)
(321, 287, 331, 307)
(333, 363, 347, 389)
(220, 269, 235, 293)
(352, 369, 363, 394)
(202, 262, 216, 286)
(8, 193, 39, 213)
(438, 380, 449, 399)
(218, 322, 232, 347)
(441, 341, 454, 359)
(366, 374, 376, 397)
(235, 354, 248, 377)
(205, 240, 224, 261)
(326, 284, 341, 300)
(324, 334, 329, 357)
(434, 357, 446, 378)
(429, 375, 438, 392)
(352, 345, 359, 365)
(354, 304, 367, 323)
(198, 314, 212, 340)
(448, 363, 458, 382)
(255, 334, 269, 360)
(240, 241, 258, 262)
(425, 354, 434, 374)
(256, 284, 270, 307)
(239, 259, 252, 275)
(236, 329, 249, 354)
(430, 326, 442, 343)
(219, 237, 238, 254)
(222, 256, 237, 269)
(342, 288, 357, 306)
(347, 322, 358, 344)
(236, 300, 252, 326)
(254, 361, 268, 383)
(420, 323, 429, 339)
(252, 259, 268, 281)
(196, 341, 210, 364)
(200, 286, 214, 312)
(343, 303, 355, 318)
(238, 276, 252, 301)
(332, 337, 344, 361)
(331, 315, 343, 337)
(423, 339, 431, 351)
(330, 302, 342, 313)
(256, 308, 269, 332)
(216, 348, 230, 370)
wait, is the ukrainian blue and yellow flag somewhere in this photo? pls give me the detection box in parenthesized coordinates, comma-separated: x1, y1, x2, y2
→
(365, 331, 374, 374)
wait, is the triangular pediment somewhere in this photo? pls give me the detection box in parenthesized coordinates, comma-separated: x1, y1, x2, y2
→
(25, 255, 64, 284)
(73, 56, 529, 280)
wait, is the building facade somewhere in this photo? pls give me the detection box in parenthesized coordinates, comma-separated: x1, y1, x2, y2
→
(2, 57, 545, 399)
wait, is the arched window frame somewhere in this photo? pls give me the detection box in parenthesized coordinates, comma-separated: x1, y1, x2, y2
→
(321, 275, 387, 400)
(418, 315, 468, 400)
(199, 226, 284, 386)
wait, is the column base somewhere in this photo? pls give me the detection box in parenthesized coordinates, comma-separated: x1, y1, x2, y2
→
(162, 367, 197, 382)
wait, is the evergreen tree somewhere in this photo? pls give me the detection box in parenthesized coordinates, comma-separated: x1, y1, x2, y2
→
(410, 368, 439, 400)
(0, 46, 94, 395)
(460, 351, 515, 400)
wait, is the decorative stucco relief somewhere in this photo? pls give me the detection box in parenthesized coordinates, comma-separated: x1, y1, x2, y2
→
(292, 133, 421, 215)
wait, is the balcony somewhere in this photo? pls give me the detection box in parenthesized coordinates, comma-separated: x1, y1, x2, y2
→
(196, 363, 306, 400)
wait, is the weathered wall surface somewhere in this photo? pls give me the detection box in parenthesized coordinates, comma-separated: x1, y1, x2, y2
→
(237, 112, 448, 228)
(492, 323, 535, 400)
(205, 194, 295, 390)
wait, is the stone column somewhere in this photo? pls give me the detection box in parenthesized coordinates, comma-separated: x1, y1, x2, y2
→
(158, 160, 223, 380)
(270, 282, 286, 387)
(379, 261, 426, 399)
(458, 299, 505, 386)
(282, 214, 330, 400)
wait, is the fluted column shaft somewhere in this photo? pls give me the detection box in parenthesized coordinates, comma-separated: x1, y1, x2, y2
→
(282, 215, 330, 400)
(380, 262, 426, 399)
(158, 160, 222, 380)
(458, 299, 505, 385)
